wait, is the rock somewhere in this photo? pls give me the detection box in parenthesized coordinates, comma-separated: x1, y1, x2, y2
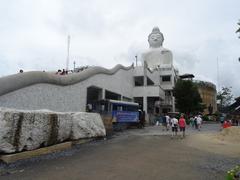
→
(0, 111, 19, 153)
(71, 112, 106, 139)
(20, 112, 52, 151)
(57, 113, 73, 142)
(0, 109, 106, 153)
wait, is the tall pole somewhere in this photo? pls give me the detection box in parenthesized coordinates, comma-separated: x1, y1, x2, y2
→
(217, 57, 220, 91)
(135, 55, 138, 66)
(66, 35, 70, 71)
(73, 61, 76, 72)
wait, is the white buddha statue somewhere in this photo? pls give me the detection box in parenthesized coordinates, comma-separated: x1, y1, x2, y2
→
(142, 27, 173, 69)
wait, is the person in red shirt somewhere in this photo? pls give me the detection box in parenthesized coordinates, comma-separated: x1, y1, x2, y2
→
(223, 120, 232, 129)
(179, 115, 186, 138)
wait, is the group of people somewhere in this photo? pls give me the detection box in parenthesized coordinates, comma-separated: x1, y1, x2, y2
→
(56, 66, 89, 75)
(220, 115, 239, 129)
(155, 114, 205, 138)
(220, 116, 233, 129)
(189, 115, 203, 131)
(170, 115, 186, 138)
(156, 114, 187, 138)
(55, 69, 70, 75)
(222, 120, 232, 129)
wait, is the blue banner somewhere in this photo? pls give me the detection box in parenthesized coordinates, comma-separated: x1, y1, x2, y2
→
(113, 111, 139, 123)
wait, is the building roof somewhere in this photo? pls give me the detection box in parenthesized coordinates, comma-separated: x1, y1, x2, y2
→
(179, 74, 195, 79)
(229, 96, 240, 115)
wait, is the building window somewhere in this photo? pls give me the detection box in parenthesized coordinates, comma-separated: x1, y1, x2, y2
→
(161, 75, 171, 82)
(165, 90, 171, 96)
(134, 76, 144, 86)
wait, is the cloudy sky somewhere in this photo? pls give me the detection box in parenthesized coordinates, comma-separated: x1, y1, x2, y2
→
(0, 0, 239, 96)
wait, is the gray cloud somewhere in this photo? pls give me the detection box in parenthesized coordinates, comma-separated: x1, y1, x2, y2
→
(0, 0, 239, 96)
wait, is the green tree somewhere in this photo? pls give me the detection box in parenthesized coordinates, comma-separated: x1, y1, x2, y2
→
(173, 80, 204, 115)
(217, 87, 233, 110)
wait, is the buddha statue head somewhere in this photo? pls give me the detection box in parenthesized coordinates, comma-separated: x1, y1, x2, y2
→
(148, 27, 164, 48)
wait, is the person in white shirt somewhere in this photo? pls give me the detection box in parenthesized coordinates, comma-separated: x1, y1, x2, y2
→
(165, 115, 170, 131)
(171, 117, 178, 137)
(196, 115, 202, 130)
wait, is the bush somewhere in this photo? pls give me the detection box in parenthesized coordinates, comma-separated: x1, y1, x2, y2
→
(202, 115, 210, 121)
(226, 165, 240, 180)
(185, 118, 190, 125)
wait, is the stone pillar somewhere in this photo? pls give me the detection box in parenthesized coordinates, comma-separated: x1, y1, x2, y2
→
(172, 96, 176, 112)
(143, 61, 147, 86)
(102, 89, 105, 99)
(143, 96, 149, 124)
(143, 96, 147, 113)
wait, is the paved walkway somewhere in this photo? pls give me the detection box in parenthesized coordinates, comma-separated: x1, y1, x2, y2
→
(0, 123, 237, 180)
(116, 122, 221, 137)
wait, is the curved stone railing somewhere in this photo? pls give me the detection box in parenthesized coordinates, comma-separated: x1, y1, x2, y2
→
(0, 64, 134, 96)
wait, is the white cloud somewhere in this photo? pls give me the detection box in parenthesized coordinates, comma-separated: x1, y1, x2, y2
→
(0, 0, 239, 96)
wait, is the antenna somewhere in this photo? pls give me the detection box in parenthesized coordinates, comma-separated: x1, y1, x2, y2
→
(66, 35, 71, 71)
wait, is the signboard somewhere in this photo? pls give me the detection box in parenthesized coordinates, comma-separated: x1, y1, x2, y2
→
(113, 111, 139, 123)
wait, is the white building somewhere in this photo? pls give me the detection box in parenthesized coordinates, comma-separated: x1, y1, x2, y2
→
(0, 27, 178, 122)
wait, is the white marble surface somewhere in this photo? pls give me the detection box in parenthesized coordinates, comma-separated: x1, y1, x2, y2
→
(0, 108, 106, 153)
(71, 112, 106, 139)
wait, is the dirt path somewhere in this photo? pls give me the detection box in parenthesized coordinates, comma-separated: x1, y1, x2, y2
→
(0, 124, 239, 180)
(186, 133, 240, 158)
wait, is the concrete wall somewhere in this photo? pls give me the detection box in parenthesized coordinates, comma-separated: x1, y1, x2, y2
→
(0, 83, 87, 112)
(159, 65, 176, 90)
(0, 65, 134, 112)
(133, 86, 165, 99)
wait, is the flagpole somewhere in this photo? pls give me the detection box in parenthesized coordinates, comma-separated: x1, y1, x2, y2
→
(217, 57, 220, 91)
(66, 35, 70, 71)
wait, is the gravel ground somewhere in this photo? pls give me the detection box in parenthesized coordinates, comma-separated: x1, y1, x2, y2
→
(0, 123, 239, 180)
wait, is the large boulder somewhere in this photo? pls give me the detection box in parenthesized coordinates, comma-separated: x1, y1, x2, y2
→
(71, 112, 106, 139)
(0, 108, 106, 153)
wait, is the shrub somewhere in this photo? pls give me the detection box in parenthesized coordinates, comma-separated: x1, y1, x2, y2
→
(202, 115, 210, 121)
(226, 165, 240, 180)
